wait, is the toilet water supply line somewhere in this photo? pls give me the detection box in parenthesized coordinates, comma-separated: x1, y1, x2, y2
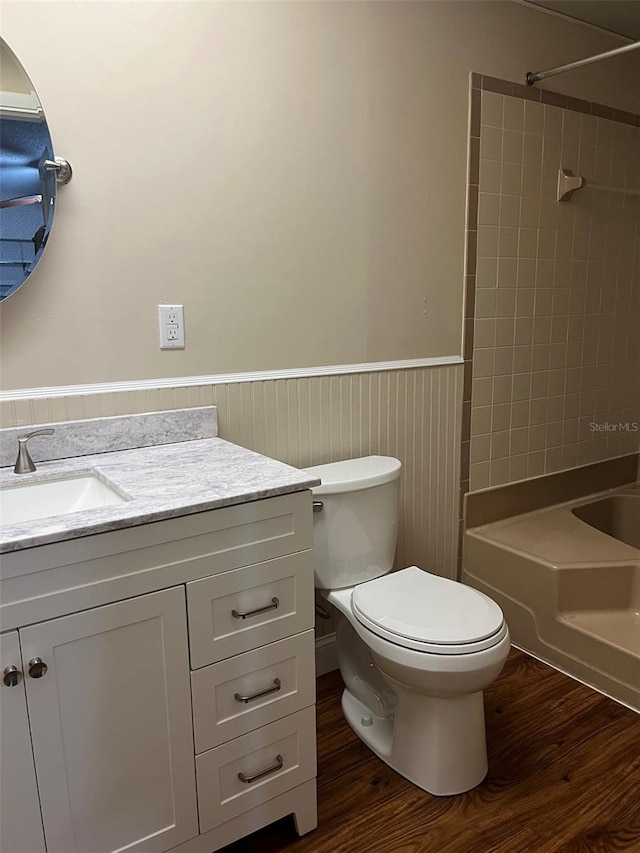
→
(525, 41, 640, 86)
(316, 602, 332, 620)
(311, 499, 332, 619)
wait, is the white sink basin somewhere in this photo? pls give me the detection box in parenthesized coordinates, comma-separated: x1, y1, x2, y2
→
(0, 472, 130, 526)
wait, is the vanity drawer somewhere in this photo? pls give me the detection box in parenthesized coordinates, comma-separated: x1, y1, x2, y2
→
(191, 630, 315, 752)
(0, 492, 313, 632)
(196, 706, 316, 832)
(186, 552, 314, 669)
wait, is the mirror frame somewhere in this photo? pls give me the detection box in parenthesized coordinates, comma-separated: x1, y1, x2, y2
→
(0, 38, 71, 302)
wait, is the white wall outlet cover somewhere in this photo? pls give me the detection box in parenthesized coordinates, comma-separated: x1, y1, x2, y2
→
(158, 304, 185, 349)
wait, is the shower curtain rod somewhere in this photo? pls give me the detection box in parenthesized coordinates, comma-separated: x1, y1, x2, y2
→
(525, 40, 640, 85)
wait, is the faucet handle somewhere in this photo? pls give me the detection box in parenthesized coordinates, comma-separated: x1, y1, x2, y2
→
(17, 428, 56, 444)
(14, 428, 55, 474)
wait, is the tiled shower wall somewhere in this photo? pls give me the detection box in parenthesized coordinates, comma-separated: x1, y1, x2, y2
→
(1, 363, 463, 635)
(463, 76, 640, 492)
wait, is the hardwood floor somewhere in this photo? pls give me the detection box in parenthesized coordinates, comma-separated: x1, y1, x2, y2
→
(221, 650, 640, 853)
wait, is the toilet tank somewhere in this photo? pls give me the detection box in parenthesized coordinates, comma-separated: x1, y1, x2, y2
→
(304, 456, 401, 590)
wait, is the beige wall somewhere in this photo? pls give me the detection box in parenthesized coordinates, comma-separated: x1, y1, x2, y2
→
(1, 1, 639, 390)
(468, 93, 640, 490)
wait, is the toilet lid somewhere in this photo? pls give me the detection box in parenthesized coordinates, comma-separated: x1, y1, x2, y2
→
(351, 566, 505, 652)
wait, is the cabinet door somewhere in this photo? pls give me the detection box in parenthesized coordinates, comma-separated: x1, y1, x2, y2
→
(0, 631, 46, 853)
(20, 587, 198, 853)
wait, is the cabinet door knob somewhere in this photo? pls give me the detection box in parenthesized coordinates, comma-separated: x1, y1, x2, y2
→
(3, 665, 23, 687)
(28, 658, 48, 679)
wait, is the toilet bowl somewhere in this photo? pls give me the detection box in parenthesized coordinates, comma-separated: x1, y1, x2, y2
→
(306, 456, 510, 796)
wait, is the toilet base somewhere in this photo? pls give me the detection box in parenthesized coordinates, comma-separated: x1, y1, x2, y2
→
(341, 684, 488, 796)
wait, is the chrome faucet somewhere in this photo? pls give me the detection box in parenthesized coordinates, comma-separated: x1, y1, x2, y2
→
(14, 429, 55, 474)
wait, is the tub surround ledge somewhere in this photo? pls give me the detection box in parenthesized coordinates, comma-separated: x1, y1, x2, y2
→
(465, 453, 639, 529)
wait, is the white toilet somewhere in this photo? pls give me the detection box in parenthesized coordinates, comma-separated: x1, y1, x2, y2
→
(306, 455, 510, 796)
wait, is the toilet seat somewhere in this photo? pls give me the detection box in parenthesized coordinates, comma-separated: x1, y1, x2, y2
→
(351, 566, 507, 655)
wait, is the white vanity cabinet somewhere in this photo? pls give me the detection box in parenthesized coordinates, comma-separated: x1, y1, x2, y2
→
(23, 588, 198, 853)
(0, 491, 317, 853)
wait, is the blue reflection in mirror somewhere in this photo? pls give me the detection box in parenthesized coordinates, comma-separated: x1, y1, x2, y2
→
(0, 39, 56, 301)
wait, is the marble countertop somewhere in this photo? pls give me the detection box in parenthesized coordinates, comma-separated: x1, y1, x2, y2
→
(0, 438, 320, 553)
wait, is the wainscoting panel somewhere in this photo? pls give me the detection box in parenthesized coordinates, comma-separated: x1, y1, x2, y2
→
(0, 364, 463, 636)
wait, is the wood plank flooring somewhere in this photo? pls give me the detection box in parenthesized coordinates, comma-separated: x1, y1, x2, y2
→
(221, 650, 640, 853)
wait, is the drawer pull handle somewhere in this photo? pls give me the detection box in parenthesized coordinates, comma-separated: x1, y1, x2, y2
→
(235, 678, 282, 704)
(238, 754, 284, 784)
(232, 597, 279, 620)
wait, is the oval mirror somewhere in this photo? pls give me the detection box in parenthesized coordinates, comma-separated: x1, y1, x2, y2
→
(0, 38, 57, 301)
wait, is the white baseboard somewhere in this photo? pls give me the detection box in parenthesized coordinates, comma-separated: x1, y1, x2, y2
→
(315, 633, 338, 677)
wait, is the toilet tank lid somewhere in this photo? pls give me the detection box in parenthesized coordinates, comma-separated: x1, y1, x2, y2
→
(303, 456, 401, 495)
